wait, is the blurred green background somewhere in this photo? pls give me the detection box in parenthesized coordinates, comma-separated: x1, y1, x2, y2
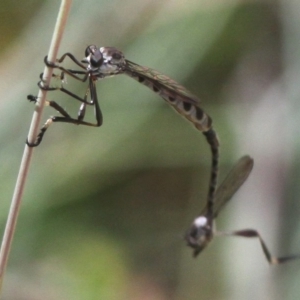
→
(1, 0, 300, 299)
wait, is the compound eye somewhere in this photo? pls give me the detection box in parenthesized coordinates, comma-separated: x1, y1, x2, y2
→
(84, 45, 103, 67)
(84, 45, 97, 57)
(85, 47, 90, 57)
(90, 51, 103, 67)
(85, 45, 92, 57)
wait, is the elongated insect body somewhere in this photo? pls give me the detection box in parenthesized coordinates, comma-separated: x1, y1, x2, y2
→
(85, 46, 215, 136)
(27, 45, 220, 212)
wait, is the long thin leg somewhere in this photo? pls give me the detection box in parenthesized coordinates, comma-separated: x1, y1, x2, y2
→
(56, 52, 87, 69)
(43, 55, 90, 82)
(38, 80, 94, 105)
(38, 56, 96, 106)
(27, 95, 71, 118)
(39, 70, 88, 82)
(217, 229, 300, 265)
(26, 77, 103, 147)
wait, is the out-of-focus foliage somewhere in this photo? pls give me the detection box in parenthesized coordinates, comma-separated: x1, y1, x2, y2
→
(0, 1, 300, 299)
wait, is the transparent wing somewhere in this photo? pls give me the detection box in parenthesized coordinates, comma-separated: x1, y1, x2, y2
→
(200, 155, 254, 218)
(125, 60, 200, 105)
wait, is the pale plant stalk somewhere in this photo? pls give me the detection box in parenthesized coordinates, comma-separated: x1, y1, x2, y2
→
(0, 0, 72, 293)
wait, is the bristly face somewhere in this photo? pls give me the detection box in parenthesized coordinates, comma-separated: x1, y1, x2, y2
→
(82, 45, 126, 76)
(185, 216, 214, 257)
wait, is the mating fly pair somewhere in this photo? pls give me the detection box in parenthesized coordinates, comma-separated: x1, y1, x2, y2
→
(27, 44, 220, 236)
(28, 46, 300, 264)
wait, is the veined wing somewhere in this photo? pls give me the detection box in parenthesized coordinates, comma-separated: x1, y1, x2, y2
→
(125, 60, 200, 105)
(200, 155, 254, 218)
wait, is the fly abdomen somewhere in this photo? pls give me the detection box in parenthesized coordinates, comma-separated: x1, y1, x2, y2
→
(163, 95, 213, 133)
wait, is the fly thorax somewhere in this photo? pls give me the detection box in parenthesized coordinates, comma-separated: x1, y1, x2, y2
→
(94, 46, 126, 76)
